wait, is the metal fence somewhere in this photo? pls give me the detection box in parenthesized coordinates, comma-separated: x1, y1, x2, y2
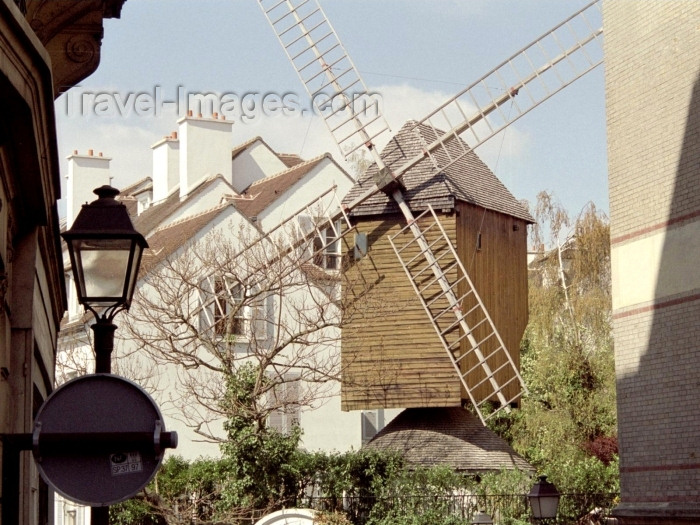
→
(293, 492, 619, 524)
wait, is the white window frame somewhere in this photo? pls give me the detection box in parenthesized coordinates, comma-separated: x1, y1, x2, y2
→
(199, 275, 251, 342)
(213, 278, 249, 338)
(298, 215, 342, 271)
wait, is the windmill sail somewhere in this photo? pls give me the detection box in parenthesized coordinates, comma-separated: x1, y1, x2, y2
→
(257, 0, 602, 423)
(342, 0, 603, 211)
(408, 1, 603, 180)
(388, 206, 525, 424)
(257, 0, 391, 156)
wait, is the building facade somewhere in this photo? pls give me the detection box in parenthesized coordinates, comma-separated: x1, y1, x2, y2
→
(605, 2, 700, 523)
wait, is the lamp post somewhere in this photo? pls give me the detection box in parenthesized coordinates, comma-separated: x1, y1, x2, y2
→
(62, 185, 148, 375)
(528, 475, 561, 522)
(62, 185, 148, 525)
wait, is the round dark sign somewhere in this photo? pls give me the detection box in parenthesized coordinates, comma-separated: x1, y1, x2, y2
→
(32, 374, 176, 506)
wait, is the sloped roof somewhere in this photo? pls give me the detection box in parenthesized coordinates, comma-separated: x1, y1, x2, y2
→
(120, 196, 139, 218)
(278, 153, 304, 168)
(230, 137, 304, 169)
(138, 155, 337, 272)
(140, 203, 233, 274)
(231, 136, 264, 161)
(119, 177, 152, 197)
(230, 154, 328, 218)
(131, 175, 233, 236)
(365, 407, 533, 473)
(343, 121, 533, 223)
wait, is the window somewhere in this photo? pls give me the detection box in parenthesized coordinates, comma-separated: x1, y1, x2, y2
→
(268, 376, 300, 434)
(313, 224, 341, 270)
(201, 275, 271, 342)
(213, 278, 247, 337)
(354, 232, 368, 260)
(298, 216, 342, 270)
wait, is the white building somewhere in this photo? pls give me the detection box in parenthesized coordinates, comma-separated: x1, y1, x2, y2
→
(56, 113, 400, 522)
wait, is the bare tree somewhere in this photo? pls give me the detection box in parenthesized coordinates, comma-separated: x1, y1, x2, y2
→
(119, 217, 362, 445)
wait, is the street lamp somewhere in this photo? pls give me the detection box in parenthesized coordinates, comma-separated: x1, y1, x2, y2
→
(62, 185, 148, 374)
(61, 185, 148, 525)
(528, 475, 561, 520)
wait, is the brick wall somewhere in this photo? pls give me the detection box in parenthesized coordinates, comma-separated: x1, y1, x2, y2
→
(605, 1, 700, 522)
(605, 1, 700, 240)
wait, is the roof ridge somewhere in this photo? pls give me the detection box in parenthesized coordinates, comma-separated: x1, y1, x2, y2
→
(232, 135, 262, 151)
(119, 176, 153, 196)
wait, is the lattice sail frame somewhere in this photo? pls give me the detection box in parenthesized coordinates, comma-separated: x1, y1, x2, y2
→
(388, 206, 526, 423)
(258, 0, 391, 156)
(257, 0, 603, 423)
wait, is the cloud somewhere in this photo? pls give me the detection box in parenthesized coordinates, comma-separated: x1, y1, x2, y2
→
(55, 82, 532, 218)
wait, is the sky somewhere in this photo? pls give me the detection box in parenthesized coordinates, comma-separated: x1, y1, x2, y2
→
(55, 0, 607, 224)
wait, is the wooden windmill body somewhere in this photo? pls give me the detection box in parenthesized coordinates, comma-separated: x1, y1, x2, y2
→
(340, 122, 533, 412)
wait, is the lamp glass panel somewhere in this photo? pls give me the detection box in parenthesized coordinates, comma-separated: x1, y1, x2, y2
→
(539, 496, 560, 518)
(124, 243, 143, 305)
(75, 239, 132, 301)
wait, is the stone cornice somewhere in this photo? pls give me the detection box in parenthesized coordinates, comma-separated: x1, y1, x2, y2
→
(24, 0, 127, 97)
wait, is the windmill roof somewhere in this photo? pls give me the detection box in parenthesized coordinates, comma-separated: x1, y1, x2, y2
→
(365, 407, 533, 473)
(343, 121, 533, 223)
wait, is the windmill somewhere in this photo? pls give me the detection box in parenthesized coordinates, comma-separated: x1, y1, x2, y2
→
(256, 0, 603, 424)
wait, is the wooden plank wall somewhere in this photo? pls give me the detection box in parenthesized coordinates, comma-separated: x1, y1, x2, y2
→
(340, 205, 529, 412)
(341, 214, 461, 411)
(455, 203, 529, 405)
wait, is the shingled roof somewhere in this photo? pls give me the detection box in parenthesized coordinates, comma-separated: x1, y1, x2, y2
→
(343, 121, 533, 223)
(365, 407, 533, 473)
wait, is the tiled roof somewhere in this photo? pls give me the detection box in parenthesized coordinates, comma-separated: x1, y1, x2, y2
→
(230, 154, 328, 218)
(365, 407, 533, 473)
(343, 121, 533, 223)
(132, 175, 233, 236)
(278, 153, 304, 168)
(120, 196, 139, 219)
(140, 203, 233, 274)
(231, 137, 304, 169)
(119, 177, 152, 197)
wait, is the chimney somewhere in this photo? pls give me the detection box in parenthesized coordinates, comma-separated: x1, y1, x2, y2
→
(177, 111, 233, 199)
(151, 131, 180, 202)
(65, 150, 112, 228)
